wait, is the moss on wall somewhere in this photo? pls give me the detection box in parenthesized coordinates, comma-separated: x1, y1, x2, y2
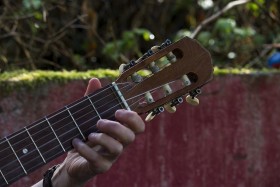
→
(214, 67, 280, 76)
(0, 69, 119, 95)
(0, 68, 279, 95)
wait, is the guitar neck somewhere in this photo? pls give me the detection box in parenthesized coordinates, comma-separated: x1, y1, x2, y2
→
(0, 36, 214, 186)
(0, 83, 129, 186)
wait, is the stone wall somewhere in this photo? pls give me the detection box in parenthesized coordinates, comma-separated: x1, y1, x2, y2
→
(1, 74, 280, 187)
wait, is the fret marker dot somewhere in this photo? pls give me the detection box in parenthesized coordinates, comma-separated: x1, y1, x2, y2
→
(23, 148, 28, 154)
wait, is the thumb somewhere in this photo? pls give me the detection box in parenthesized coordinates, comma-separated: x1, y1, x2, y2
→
(84, 78, 102, 96)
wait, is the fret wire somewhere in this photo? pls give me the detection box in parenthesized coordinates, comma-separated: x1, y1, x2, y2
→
(112, 82, 131, 111)
(86, 95, 101, 119)
(0, 82, 135, 175)
(5, 137, 27, 174)
(0, 83, 132, 154)
(45, 117, 66, 152)
(65, 106, 86, 140)
(24, 127, 46, 163)
(1, 101, 123, 183)
(0, 83, 129, 163)
(0, 85, 114, 149)
(0, 169, 8, 185)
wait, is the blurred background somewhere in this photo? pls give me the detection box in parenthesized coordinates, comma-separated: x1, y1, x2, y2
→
(1, 0, 280, 187)
(0, 0, 279, 72)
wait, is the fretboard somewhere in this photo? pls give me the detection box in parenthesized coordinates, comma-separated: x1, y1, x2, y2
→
(0, 83, 129, 186)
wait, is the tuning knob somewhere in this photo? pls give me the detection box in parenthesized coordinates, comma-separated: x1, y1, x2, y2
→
(145, 112, 156, 122)
(164, 104, 176, 113)
(186, 95, 199, 106)
(145, 107, 164, 122)
(119, 64, 126, 73)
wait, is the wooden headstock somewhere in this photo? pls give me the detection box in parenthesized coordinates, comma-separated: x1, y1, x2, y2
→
(115, 36, 213, 121)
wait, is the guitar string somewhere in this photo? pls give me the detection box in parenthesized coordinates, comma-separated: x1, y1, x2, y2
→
(0, 80, 177, 182)
(0, 96, 119, 164)
(0, 82, 132, 150)
(0, 82, 133, 162)
(0, 81, 158, 170)
(0, 76, 170, 158)
(0, 59, 176, 152)
(0, 88, 149, 183)
(0, 78, 177, 169)
(1, 109, 118, 183)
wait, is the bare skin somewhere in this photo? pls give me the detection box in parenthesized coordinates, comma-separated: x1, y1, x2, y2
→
(32, 78, 145, 187)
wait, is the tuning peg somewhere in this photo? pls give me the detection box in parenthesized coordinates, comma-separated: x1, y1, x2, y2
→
(119, 64, 126, 73)
(151, 46, 160, 52)
(165, 97, 183, 112)
(164, 104, 176, 113)
(119, 60, 137, 73)
(166, 52, 177, 63)
(145, 107, 164, 122)
(145, 112, 156, 122)
(186, 95, 199, 106)
(181, 74, 191, 86)
(131, 73, 143, 83)
(186, 88, 201, 106)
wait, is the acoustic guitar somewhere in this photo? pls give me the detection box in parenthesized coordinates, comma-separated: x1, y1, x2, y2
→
(0, 36, 213, 186)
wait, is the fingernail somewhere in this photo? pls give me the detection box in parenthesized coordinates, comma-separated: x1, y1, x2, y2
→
(96, 119, 107, 127)
(115, 109, 125, 118)
(72, 138, 82, 146)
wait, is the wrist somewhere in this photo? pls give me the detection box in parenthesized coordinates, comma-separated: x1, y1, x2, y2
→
(43, 165, 60, 187)
(51, 163, 83, 187)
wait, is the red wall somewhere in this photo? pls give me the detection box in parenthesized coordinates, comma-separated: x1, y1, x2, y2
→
(1, 75, 280, 187)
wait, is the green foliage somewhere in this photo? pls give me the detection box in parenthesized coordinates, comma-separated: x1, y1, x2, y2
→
(194, 17, 265, 67)
(23, 0, 42, 9)
(0, 0, 279, 71)
(246, 0, 265, 16)
(102, 28, 154, 61)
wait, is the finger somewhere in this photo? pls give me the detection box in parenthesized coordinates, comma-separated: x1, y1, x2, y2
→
(84, 78, 102, 96)
(96, 119, 135, 146)
(115, 110, 145, 134)
(72, 138, 112, 174)
(88, 133, 123, 160)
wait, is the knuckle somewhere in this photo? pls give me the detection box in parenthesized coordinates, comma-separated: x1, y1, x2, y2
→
(125, 132, 135, 144)
(137, 122, 145, 133)
(89, 133, 104, 143)
(129, 112, 145, 133)
(100, 162, 112, 173)
(113, 144, 123, 155)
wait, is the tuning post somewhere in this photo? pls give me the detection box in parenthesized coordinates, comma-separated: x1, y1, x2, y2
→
(118, 60, 138, 73)
(145, 92, 154, 103)
(149, 61, 160, 73)
(145, 107, 164, 122)
(118, 61, 143, 83)
(186, 88, 201, 106)
(181, 74, 191, 86)
(166, 52, 177, 63)
(144, 92, 165, 122)
(131, 73, 143, 83)
(162, 84, 176, 113)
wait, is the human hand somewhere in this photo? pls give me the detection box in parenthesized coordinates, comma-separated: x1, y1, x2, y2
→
(52, 78, 145, 187)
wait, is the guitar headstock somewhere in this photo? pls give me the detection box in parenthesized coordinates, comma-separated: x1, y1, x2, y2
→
(115, 36, 213, 121)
